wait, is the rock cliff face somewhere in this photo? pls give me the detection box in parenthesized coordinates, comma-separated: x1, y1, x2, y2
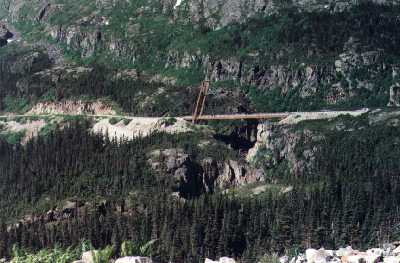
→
(185, 0, 396, 28)
(0, 23, 13, 46)
(389, 84, 400, 107)
(247, 109, 400, 177)
(27, 100, 116, 115)
(1, 0, 398, 114)
(148, 148, 264, 197)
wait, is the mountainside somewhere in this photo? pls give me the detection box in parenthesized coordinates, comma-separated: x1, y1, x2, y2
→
(0, 0, 400, 263)
(1, 0, 400, 115)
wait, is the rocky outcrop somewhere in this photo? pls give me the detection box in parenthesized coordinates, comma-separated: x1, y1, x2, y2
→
(205, 257, 236, 263)
(388, 84, 400, 107)
(28, 100, 116, 115)
(212, 159, 264, 189)
(81, 251, 95, 263)
(16, 65, 92, 93)
(93, 117, 194, 139)
(184, 0, 397, 28)
(149, 148, 204, 197)
(12, 199, 115, 229)
(115, 257, 153, 263)
(165, 36, 391, 107)
(0, 119, 47, 144)
(0, 23, 13, 47)
(148, 148, 264, 196)
(74, 253, 154, 263)
(1, 0, 397, 113)
(286, 245, 400, 263)
(246, 119, 316, 177)
(0, 47, 52, 77)
(247, 109, 400, 177)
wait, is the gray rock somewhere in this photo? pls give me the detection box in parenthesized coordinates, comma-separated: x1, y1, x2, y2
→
(81, 251, 96, 263)
(367, 248, 384, 256)
(336, 246, 356, 257)
(115, 257, 153, 263)
(295, 254, 307, 263)
(384, 256, 400, 263)
(205, 257, 236, 263)
(184, 0, 395, 28)
(148, 148, 264, 197)
(388, 84, 400, 107)
(393, 246, 400, 255)
(280, 255, 289, 263)
(0, 23, 13, 47)
(340, 252, 380, 263)
(306, 248, 330, 263)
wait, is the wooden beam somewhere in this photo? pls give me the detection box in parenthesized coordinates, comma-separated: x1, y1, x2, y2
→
(182, 113, 290, 121)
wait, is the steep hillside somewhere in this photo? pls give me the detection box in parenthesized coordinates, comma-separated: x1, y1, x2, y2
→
(1, 0, 400, 115)
(0, 1, 400, 263)
(0, 110, 398, 262)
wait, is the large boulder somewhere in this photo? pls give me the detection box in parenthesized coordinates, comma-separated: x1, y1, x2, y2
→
(337, 246, 357, 257)
(295, 254, 307, 263)
(81, 251, 96, 263)
(343, 252, 380, 263)
(205, 258, 236, 263)
(344, 254, 364, 263)
(219, 257, 236, 263)
(393, 246, 400, 255)
(306, 248, 331, 263)
(364, 253, 381, 263)
(384, 256, 400, 263)
(280, 255, 289, 263)
(328, 257, 341, 263)
(115, 257, 153, 263)
(367, 248, 384, 256)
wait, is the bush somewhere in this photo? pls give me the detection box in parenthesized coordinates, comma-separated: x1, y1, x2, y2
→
(120, 240, 157, 257)
(10, 245, 80, 263)
(3, 96, 30, 113)
(93, 246, 115, 263)
(0, 130, 26, 144)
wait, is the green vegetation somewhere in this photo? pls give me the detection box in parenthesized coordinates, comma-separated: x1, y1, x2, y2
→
(2, 2, 399, 114)
(259, 254, 280, 263)
(159, 117, 177, 127)
(122, 118, 131, 125)
(1, 1, 400, 262)
(39, 122, 58, 137)
(0, 117, 397, 262)
(93, 246, 115, 263)
(3, 96, 30, 113)
(5, 239, 157, 263)
(9, 245, 80, 263)
(0, 130, 26, 144)
(108, 117, 122, 125)
(120, 240, 157, 257)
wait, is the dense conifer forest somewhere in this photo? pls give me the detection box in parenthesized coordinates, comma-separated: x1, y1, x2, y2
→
(0, 119, 399, 262)
(1, 0, 400, 262)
